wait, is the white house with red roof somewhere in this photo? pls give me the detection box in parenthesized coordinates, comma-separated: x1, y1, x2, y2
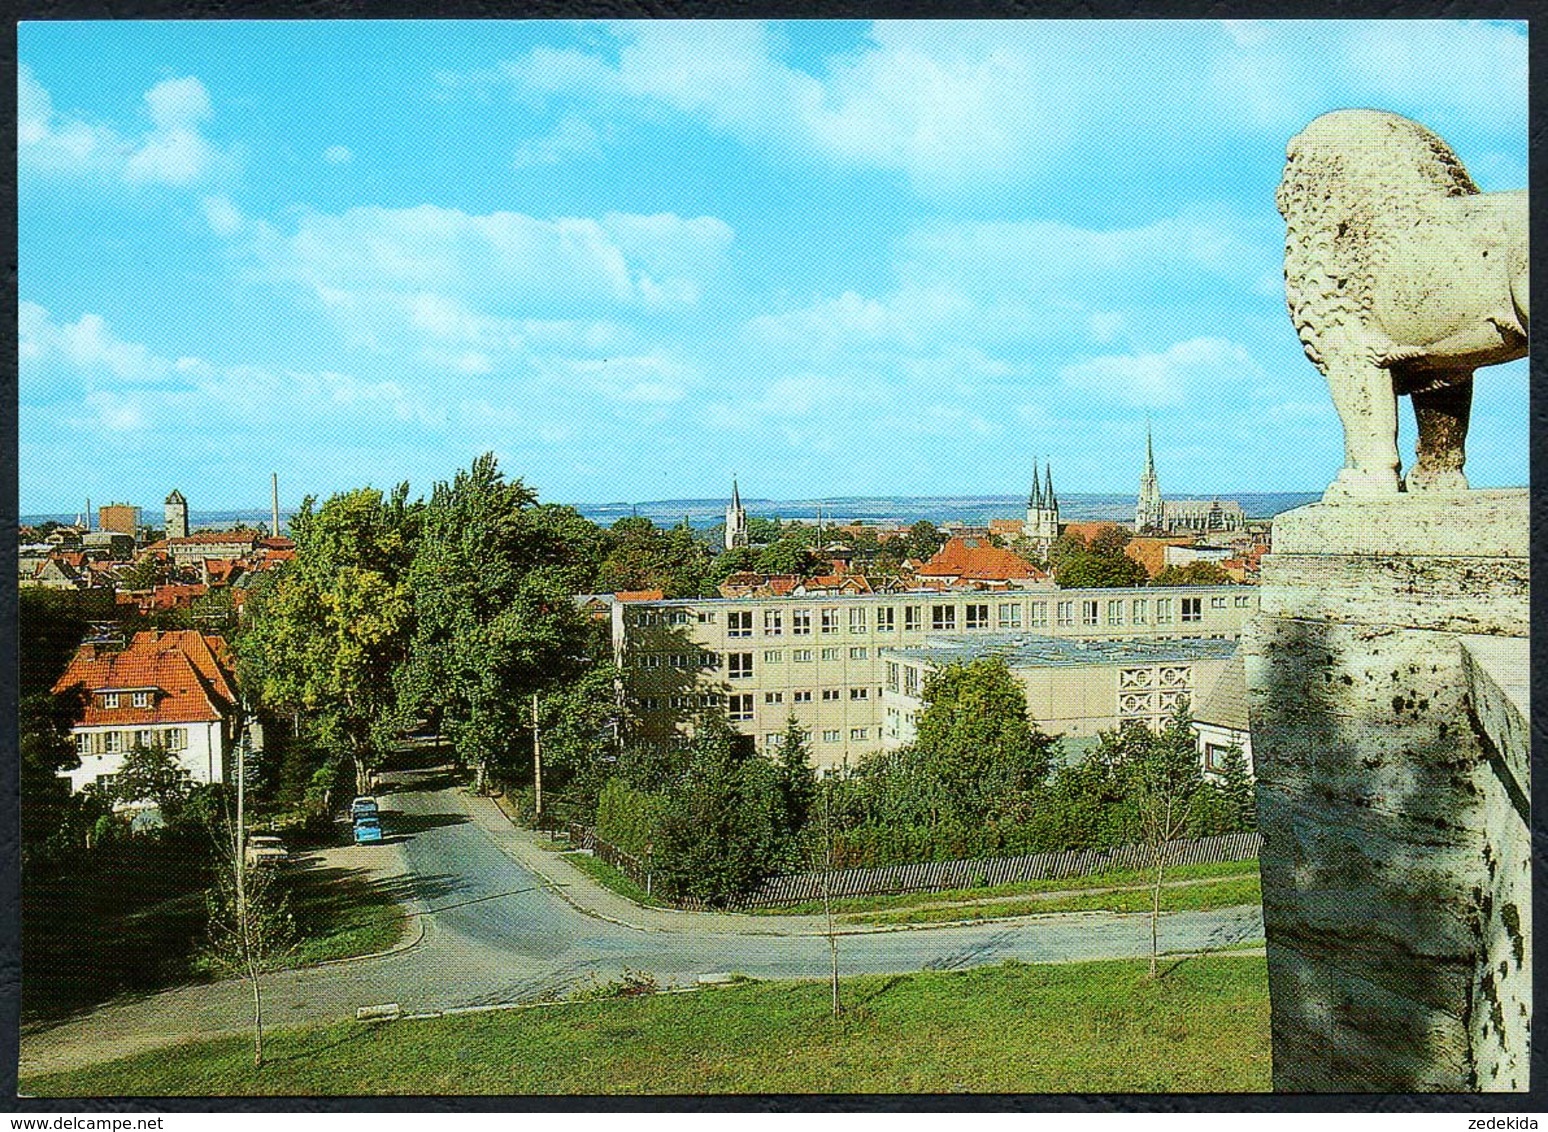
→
(51, 629, 241, 796)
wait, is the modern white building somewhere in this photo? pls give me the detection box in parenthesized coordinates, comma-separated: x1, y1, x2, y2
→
(877, 633, 1241, 749)
(591, 584, 1258, 769)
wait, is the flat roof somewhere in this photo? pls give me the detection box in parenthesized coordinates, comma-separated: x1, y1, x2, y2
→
(879, 632, 1241, 669)
(591, 585, 1247, 608)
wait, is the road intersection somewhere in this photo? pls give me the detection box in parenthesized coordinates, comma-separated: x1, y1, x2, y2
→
(19, 769, 1263, 1077)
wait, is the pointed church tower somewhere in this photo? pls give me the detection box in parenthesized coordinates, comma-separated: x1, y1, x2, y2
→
(725, 478, 749, 550)
(1136, 422, 1165, 533)
(1025, 458, 1044, 534)
(1023, 459, 1061, 553)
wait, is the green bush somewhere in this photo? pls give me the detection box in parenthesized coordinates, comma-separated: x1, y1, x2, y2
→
(595, 778, 667, 857)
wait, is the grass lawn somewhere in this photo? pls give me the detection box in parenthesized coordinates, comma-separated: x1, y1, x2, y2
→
(561, 851, 669, 908)
(556, 851, 1261, 925)
(21, 955, 1271, 1095)
(282, 860, 410, 965)
(847, 872, 1262, 926)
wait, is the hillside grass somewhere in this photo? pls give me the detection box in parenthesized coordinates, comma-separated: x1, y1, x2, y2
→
(748, 858, 1258, 916)
(282, 861, 409, 965)
(847, 871, 1262, 926)
(22, 955, 1271, 1096)
(561, 851, 670, 908)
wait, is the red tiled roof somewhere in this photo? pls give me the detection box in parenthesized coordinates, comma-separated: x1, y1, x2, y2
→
(203, 558, 245, 586)
(989, 518, 1026, 535)
(807, 574, 873, 593)
(152, 583, 208, 611)
(918, 537, 1039, 582)
(168, 531, 260, 547)
(51, 629, 238, 727)
(1125, 535, 1197, 578)
(767, 575, 798, 596)
(259, 536, 296, 550)
(615, 590, 665, 602)
(1060, 521, 1127, 544)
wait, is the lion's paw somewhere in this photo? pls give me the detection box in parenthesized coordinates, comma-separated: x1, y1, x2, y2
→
(1406, 465, 1470, 494)
(1324, 467, 1404, 500)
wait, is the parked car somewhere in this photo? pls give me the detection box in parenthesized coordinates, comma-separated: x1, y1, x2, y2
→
(353, 816, 383, 845)
(244, 834, 289, 868)
(350, 796, 379, 821)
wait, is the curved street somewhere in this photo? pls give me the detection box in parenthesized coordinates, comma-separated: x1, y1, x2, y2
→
(19, 768, 1264, 1078)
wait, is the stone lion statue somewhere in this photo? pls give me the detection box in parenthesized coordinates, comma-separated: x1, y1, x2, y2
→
(1276, 109, 1528, 498)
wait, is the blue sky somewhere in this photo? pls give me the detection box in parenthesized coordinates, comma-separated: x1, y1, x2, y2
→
(19, 19, 1529, 513)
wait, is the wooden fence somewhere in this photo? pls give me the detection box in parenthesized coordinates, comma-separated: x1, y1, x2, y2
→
(564, 827, 1261, 910)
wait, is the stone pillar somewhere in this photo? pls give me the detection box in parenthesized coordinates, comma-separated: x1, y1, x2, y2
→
(1243, 490, 1529, 1092)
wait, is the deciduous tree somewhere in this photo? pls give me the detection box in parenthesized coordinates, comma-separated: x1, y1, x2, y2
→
(397, 453, 604, 793)
(237, 484, 420, 797)
(911, 657, 1056, 822)
(114, 743, 193, 821)
(1151, 561, 1233, 586)
(1054, 550, 1148, 589)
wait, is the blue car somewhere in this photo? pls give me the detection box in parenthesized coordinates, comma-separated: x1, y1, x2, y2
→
(353, 816, 383, 844)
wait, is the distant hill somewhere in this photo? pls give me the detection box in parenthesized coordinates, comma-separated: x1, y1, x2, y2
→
(22, 492, 1321, 534)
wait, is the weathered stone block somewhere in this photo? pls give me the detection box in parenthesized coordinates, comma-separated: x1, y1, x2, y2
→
(1246, 489, 1528, 1092)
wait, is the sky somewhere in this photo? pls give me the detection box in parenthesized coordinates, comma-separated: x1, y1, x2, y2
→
(18, 19, 1529, 513)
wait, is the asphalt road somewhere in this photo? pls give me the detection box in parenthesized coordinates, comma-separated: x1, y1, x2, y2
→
(19, 771, 1264, 1077)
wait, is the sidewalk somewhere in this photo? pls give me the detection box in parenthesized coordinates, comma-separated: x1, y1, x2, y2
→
(463, 790, 1243, 940)
(463, 790, 847, 937)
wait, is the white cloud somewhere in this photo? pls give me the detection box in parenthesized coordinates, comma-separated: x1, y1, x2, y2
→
(20, 300, 176, 384)
(20, 301, 443, 435)
(324, 144, 353, 165)
(256, 204, 730, 311)
(477, 20, 1524, 198)
(231, 203, 732, 370)
(1059, 337, 1265, 408)
(144, 76, 211, 129)
(744, 211, 1270, 365)
(512, 117, 601, 168)
(20, 67, 230, 187)
(17, 64, 121, 175)
(201, 195, 243, 236)
(492, 21, 1066, 195)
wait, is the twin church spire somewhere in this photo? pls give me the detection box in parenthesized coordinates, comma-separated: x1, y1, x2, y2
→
(1024, 458, 1060, 551)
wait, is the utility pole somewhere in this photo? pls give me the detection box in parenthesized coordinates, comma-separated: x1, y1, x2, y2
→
(823, 776, 839, 1018)
(532, 692, 543, 818)
(236, 717, 247, 921)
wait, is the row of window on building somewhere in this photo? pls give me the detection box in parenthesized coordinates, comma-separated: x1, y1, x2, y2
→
(77, 727, 191, 755)
(633, 646, 883, 674)
(635, 595, 1251, 636)
(97, 690, 155, 709)
(638, 687, 883, 715)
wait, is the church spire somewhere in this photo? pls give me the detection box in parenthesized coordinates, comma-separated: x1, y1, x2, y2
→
(725, 476, 748, 550)
(1144, 420, 1156, 478)
(1029, 458, 1044, 509)
(1044, 463, 1057, 511)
